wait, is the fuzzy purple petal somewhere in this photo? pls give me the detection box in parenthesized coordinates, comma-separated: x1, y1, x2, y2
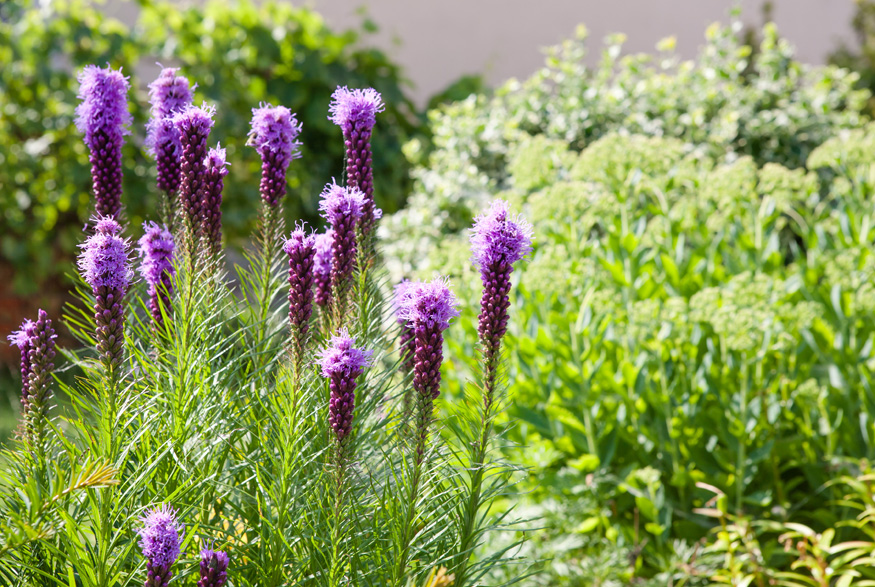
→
(328, 86, 385, 133)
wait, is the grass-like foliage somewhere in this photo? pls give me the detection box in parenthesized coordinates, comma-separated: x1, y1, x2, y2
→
(0, 65, 528, 587)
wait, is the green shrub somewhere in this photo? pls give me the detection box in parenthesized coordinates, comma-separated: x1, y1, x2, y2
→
(383, 20, 869, 279)
(0, 0, 418, 295)
(408, 119, 875, 583)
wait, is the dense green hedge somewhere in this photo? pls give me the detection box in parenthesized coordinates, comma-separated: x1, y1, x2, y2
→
(390, 21, 875, 585)
(0, 0, 417, 295)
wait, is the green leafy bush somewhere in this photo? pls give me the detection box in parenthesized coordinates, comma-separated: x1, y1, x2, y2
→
(0, 0, 417, 295)
(406, 114, 875, 581)
(384, 21, 868, 279)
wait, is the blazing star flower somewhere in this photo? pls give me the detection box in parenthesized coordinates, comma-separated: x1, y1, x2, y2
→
(138, 504, 184, 587)
(202, 146, 229, 257)
(392, 280, 416, 373)
(198, 548, 230, 587)
(319, 182, 365, 319)
(173, 104, 215, 242)
(138, 222, 175, 329)
(283, 226, 316, 372)
(318, 329, 373, 442)
(313, 229, 334, 309)
(8, 319, 34, 412)
(248, 104, 302, 207)
(328, 86, 385, 240)
(146, 68, 194, 196)
(470, 200, 533, 385)
(75, 65, 131, 218)
(78, 216, 131, 369)
(396, 277, 459, 455)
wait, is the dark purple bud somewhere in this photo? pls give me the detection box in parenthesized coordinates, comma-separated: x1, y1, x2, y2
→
(283, 226, 316, 369)
(318, 329, 372, 443)
(197, 548, 229, 587)
(138, 222, 175, 330)
(173, 104, 215, 245)
(146, 68, 193, 196)
(202, 146, 229, 257)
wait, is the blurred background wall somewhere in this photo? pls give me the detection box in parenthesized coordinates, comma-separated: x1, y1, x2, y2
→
(104, 0, 856, 105)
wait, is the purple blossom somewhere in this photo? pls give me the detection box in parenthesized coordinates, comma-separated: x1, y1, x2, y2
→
(202, 146, 229, 256)
(20, 310, 57, 441)
(198, 548, 229, 587)
(248, 104, 302, 207)
(470, 200, 532, 391)
(392, 280, 416, 373)
(319, 182, 365, 318)
(283, 226, 316, 371)
(397, 278, 459, 446)
(138, 505, 183, 585)
(146, 68, 193, 195)
(79, 217, 131, 291)
(313, 230, 334, 308)
(173, 104, 215, 242)
(328, 86, 385, 134)
(75, 65, 131, 218)
(328, 86, 385, 240)
(79, 216, 131, 369)
(8, 319, 34, 410)
(318, 329, 372, 442)
(138, 222, 175, 329)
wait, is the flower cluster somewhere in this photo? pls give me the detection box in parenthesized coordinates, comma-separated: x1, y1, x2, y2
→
(319, 182, 366, 320)
(173, 104, 215, 243)
(7, 311, 56, 424)
(329, 87, 385, 239)
(202, 146, 229, 256)
(138, 505, 184, 587)
(395, 278, 459, 456)
(283, 226, 316, 371)
(78, 216, 131, 370)
(198, 548, 230, 587)
(75, 65, 131, 218)
(470, 199, 533, 389)
(147, 68, 194, 196)
(248, 104, 303, 207)
(138, 222, 176, 329)
(318, 329, 373, 443)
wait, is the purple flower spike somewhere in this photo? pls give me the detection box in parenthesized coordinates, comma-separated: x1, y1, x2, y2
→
(75, 65, 131, 219)
(138, 222, 175, 330)
(8, 312, 57, 428)
(319, 182, 365, 318)
(470, 200, 533, 389)
(392, 280, 416, 373)
(329, 86, 385, 240)
(313, 230, 334, 309)
(78, 216, 131, 370)
(248, 104, 302, 207)
(319, 329, 373, 442)
(147, 68, 193, 196)
(173, 104, 215, 243)
(138, 504, 183, 587)
(283, 226, 316, 372)
(8, 319, 34, 412)
(198, 548, 230, 587)
(202, 146, 229, 257)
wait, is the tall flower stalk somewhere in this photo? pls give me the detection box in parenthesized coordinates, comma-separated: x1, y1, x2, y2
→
(328, 86, 384, 252)
(8, 319, 34, 415)
(453, 200, 532, 585)
(138, 222, 176, 332)
(146, 67, 193, 226)
(138, 505, 183, 587)
(392, 278, 459, 585)
(319, 182, 365, 328)
(75, 65, 131, 219)
(283, 226, 316, 385)
(318, 330, 372, 587)
(172, 103, 215, 267)
(392, 280, 416, 422)
(78, 216, 131, 458)
(8, 311, 56, 458)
